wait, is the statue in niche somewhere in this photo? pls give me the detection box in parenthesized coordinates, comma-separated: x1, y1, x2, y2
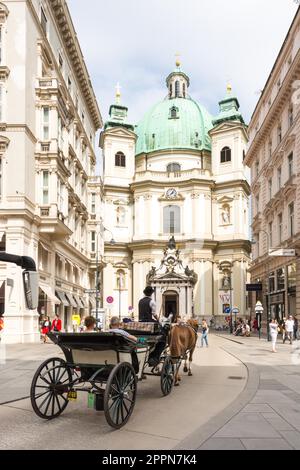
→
(222, 275, 231, 290)
(116, 206, 126, 225)
(221, 205, 231, 225)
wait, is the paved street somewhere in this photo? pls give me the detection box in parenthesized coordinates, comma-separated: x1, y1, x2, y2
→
(0, 335, 246, 450)
(178, 334, 300, 450)
(2, 334, 300, 450)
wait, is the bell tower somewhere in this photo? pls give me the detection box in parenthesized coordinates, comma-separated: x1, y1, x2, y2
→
(100, 85, 137, 187)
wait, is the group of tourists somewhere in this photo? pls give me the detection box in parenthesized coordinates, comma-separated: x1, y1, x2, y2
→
(233, 319, 251, 337)
(270, 315, 298, 353)
(40, 313, 62, 343)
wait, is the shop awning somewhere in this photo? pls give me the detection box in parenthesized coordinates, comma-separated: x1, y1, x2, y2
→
(80, 297, 88, 308)
(40, 283, 60, 304)
(89, 296, 96, 309)
(65, 293, 77, 308)
(55, 290, 70, 306)
(73, 295, 82, 308)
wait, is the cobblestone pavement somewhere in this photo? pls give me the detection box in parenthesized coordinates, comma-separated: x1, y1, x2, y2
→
(177, 334, 300, 450)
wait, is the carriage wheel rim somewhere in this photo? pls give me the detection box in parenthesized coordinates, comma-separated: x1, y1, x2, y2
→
(161, 357, 174, 395)
(31, 358, 71, 419)
(104, 363, 137, 428)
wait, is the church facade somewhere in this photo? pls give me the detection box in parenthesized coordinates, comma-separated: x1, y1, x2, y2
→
(101, 63, 251, 323)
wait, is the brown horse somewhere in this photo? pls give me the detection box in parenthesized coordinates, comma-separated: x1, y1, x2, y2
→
(168, 319, 199, 386)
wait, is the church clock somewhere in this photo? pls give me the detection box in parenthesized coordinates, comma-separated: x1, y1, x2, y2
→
(166, 188, 178, 199)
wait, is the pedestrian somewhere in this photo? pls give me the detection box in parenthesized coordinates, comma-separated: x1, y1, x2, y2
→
(285, 315, 295, 345)
(41, 316, 51, 343)
(293, 316, 298, 341)
(252, 318, 258, 332)
(280, 317, 287, 343)
(201, 319, 209, 347)
(51, 313, 62, 333)
(84, 316, 97, 332)
(270, 318, 279, 353)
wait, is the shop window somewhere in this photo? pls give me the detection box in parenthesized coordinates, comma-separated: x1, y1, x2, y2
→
(277, 268, 285, 291)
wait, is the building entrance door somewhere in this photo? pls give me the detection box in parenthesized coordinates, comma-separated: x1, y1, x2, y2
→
(163, 291, 179, 322)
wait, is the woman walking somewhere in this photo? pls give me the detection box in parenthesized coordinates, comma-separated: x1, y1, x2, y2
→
(270, 318, 279, 353)
(201, 319, 209, 348)
(41, 316, 51, 343)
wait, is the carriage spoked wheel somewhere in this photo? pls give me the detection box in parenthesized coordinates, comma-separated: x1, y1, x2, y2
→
(160, 356, 175, 396)
(104, 362, 137, 429)
(31, 357, 72, 420)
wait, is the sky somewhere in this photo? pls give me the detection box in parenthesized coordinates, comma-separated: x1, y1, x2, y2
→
(67, 0, 298, 127)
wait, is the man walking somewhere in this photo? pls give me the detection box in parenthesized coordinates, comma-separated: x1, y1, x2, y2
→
(285, 315, 295, 345)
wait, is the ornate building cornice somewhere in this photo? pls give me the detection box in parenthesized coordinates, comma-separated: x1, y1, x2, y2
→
(46, 0, 102, 129)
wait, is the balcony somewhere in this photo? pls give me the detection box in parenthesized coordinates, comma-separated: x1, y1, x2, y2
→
(134, 168, 211, 183)
(40, 142, 51, 152)
(36, 78, 58, 90)
(39, 205, 72, 240)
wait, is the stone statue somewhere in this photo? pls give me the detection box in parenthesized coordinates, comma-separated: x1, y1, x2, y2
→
(168, 236, 176, 250)
(185, 266, 193, 276)
(223, 275, 231, 290)
(146, 266, 156, 283)
(221, 205, 231, 225)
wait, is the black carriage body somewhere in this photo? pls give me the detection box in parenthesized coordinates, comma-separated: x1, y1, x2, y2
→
(48, 332, 138, 369)
(31, 329, 174, 429)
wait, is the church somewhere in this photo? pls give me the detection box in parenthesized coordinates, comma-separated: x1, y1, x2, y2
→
(101, 61, 251, 323)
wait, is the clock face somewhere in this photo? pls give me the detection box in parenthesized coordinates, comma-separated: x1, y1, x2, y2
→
(166, 188, 177, 199)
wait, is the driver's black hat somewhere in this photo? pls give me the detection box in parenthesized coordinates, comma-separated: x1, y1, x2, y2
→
(144, 286, 155, 296)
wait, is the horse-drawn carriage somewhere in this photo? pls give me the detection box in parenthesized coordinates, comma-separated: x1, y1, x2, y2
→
(30, 322, 178, 429)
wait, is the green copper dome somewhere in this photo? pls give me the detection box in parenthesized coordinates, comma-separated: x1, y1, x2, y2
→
(135, 97, 213, 156)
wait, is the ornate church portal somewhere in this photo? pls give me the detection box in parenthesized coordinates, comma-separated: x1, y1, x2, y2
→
(146, 238, 198, 321)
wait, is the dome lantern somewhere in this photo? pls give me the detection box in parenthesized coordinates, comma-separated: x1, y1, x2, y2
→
(166, 59, 190, 99)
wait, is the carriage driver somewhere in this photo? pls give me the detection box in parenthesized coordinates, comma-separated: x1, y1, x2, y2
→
(138, 286, 158, 323)
(138, 286, 168, 367)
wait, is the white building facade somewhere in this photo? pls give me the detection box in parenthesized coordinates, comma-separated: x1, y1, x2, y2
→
(245, 7, 300, 328)
(0, 0, 103, 343)
(101, 65, 251, 324)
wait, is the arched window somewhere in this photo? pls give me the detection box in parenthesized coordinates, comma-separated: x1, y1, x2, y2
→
(220, 147, 231, 163)
(170, 106, 178, 119)
(169, 84, 172, 98)
(167, 162, 181, 173)
(163, 205, 181, 234)
(183, 83, 186, 98)
(175, 80, 180, 98)
(115, 151, 126, 167)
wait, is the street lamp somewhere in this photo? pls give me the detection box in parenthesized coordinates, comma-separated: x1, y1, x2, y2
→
(252, 229, 272, 342)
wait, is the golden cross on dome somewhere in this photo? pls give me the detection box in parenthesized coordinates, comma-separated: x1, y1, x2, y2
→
(175, 52, 181, 68)
(226, 79, 232, 95)
(115, 82, 121, 104)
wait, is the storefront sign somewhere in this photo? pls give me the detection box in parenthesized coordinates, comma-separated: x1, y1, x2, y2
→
(246, 283, 262, 292)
